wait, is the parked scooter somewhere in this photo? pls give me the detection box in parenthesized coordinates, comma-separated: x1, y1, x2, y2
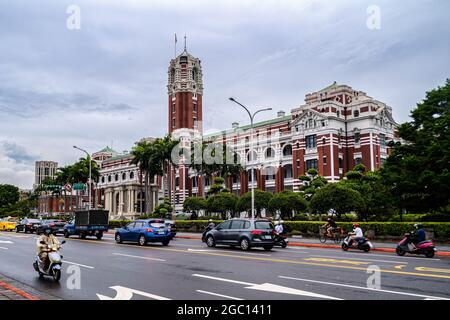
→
(273, 231, 289, 248)
(396, 233, 436, 258)
(33, 240, 65, 282)
(341, 235, 373, 252)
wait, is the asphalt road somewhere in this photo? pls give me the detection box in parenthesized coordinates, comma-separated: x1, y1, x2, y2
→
(0, 230, 449, 300)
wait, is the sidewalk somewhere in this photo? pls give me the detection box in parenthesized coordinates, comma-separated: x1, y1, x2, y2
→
(174, 232, 450, 256)
(0, 273, 59, 300)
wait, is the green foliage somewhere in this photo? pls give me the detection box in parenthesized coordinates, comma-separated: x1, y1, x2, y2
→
(268, 191, 308, 219)
(298, 175, 311, 182)
(183, 196, 207, 219)
(345, 170, 363, 180)
(310, 184, 364, 218)
(206, 193, 238, 219)
(236, 189, 273, 217)
(0, 184, 19, 208)
(153, 197, 173, 218)
(381, 79, 450, 214)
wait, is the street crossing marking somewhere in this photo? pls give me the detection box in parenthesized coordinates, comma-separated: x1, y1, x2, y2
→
(97, 286, 171, 300)
(192, 274, 342, 300)
(65, 261, 95, 269)
(112, 253, 166, 262)
(196, 290, 243, 300)
(278, 275, 450, 300)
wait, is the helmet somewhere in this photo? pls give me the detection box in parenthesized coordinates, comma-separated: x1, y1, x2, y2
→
(274, 221, 279, 225)
(414, 223, 424, 229)
(208, 219, 213, 222)
(353, 223, 360, 228)
(44, 227, 52, 236)
(327, 217, 332, 222)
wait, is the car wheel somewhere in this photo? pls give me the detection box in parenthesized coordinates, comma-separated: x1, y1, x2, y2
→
(206, 235, 215, 248)
(96, 232, 103, 240)
(80, 232, 86, 239)
(263, 245, 273, 251)
(15, 227, 19, 233)
(64, 231, 70, 239)
(240, 238, 250, 251)
(162, 240, 170, 246)
(138, 235, 147, 246)
(115, 234, 122, 244)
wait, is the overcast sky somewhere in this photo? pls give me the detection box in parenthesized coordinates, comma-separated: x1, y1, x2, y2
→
(0, 0, 449, 189)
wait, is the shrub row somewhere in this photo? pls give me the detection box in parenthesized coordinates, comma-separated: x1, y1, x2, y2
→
(169, 220, 450, 240)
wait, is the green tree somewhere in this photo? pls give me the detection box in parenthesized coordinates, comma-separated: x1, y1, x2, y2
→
(206, 192, 238, 219)
(310, 184, 364, 219)
(0, 184, 20, 208)
(183, 196, 207, 219)
(381, 79, 450, 215)
(153, 197, 174, 218)
(268, 190, 308, 219)
(236, 189, 273, 218)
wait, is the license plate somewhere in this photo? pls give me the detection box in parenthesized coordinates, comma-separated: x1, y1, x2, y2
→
(158, 231, 164, 234)
(263, 235, 272, 240)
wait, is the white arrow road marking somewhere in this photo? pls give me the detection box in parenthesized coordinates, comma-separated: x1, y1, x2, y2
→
(97, 286, 171, 300)
(112, 253, 166, 262)
(0, 240, 13, 244)
(192, 274, 341, 300)
(278, 276, 450, 300)
(196, 290, 243, 300)
(0, 247, 8, 250)
(65, 261, 95, 269)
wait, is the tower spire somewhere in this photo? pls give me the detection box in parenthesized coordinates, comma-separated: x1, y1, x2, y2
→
(184, 34, 187, 52)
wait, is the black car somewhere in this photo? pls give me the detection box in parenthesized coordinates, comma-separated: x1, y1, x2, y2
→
(15, 218, 42, 233)
(204, 219, 275, 251)
(36, 220, 66, 235)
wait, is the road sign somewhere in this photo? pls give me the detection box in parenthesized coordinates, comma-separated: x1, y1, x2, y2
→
(73, 183, 86, 190)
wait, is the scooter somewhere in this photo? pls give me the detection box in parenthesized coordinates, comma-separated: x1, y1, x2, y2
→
(396, 233, 436, 258)
(273, 231, 288, 248)
(341, 235, 373, 252)
(33, 240, 65, 282)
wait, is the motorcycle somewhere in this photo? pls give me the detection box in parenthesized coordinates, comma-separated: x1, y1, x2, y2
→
(273, 231, 288, 248)
(396, 233, 436, 258)
(33, 240, 65, 282)
(341, 235, 373, 252)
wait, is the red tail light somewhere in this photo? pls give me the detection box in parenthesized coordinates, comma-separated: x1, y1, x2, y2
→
(251, 230, 263, 235)
(50, 223, 55, 227)
(146, 228, 153, 233)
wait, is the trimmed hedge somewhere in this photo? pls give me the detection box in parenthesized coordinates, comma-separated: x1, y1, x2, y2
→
(109, 220, 132, 228)
(170, 220, 450, 240)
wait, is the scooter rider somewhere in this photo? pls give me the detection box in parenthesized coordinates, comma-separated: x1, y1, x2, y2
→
(411, 223, 426, 249)
(275, 221, 284, 234)
(202, 219, 215, 241)
(36, 227, 60, 268)
(322, 217, 338, 237)
(348, 223, 363, 247)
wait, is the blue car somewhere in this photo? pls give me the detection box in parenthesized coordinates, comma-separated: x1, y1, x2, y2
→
(115, 219, 173, 246)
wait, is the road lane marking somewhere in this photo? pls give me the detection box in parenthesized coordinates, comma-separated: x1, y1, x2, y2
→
(304, 257, 370, 266)
(196, 290, 243, 300)
(65, 261, 95, 269)
(0, 247, 8, 250)
(97, 286, 171, 300)
(394, 265, 406, 270)
(112, 253, 166, 262)
(65, 237, 450, 280)
(309, 255, 408, 265)
(0, 240, 13, 244)
(192, 274, 341, 300)
(415, 267, 450, 274)
(188, 248, 271, 256)
(278, 276, 450, 300)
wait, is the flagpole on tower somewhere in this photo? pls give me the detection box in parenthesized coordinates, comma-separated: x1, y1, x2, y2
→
(174, 33, 177, 58)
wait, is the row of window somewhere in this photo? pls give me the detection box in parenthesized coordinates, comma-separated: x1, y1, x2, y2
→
(246, 145, 293, 162)
(101, 171, 135, 184)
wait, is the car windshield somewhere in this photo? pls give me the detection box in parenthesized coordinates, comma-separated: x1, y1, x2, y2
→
(28, 219, 40, 223)
(254, 221, 274, 229)
(149, 223, 165, 228)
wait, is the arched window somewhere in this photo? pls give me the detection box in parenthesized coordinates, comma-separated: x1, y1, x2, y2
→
(108, 175, 111, 183)
(264, 166, 276, 181)
(101, 176, 105, 183)
(130, 172, 134, 179)
(282, 145, 292, 157)
(115, 174, 119, 182)
(247, 169, 257, 182)
(122, 173, 126, 181)
(354, 110, 360, 117)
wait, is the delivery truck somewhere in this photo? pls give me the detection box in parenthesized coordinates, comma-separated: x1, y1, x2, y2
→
(63, 210, 109, 240)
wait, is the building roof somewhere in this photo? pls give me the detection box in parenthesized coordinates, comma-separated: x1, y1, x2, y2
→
(203, 115, 291, 139)
(96, 146, 118, 154)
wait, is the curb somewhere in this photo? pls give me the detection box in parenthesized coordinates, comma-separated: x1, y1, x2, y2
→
(174, 235, 450, 257)
(0, 280, 39, 300)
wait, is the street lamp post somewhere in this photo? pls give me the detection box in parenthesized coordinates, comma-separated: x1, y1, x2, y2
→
(229, 97, 272, 221)
(73, 146, 92, 211)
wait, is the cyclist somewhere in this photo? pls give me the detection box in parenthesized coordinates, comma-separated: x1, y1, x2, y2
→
(322, 217, 338, 238)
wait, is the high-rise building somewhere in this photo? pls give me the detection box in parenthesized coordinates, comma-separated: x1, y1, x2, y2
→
(34, 161, 58, 189)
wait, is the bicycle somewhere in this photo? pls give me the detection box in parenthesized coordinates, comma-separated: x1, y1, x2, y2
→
(319, 226, 342, 244)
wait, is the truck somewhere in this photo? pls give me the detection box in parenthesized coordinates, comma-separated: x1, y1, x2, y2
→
(63, 210, 109, 240)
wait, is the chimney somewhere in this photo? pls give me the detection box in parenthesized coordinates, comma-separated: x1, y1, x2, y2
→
(277, 110, 285, 117)
(232, 122, 239, 129)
